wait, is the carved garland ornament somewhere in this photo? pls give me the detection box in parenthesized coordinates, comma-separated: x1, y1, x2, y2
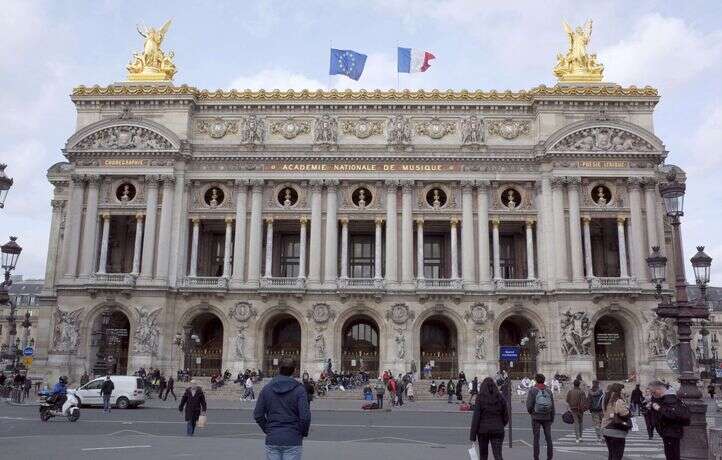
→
(341, 118, 384, 139)
(195, 118, 239, 139)
(415, 118, 455, 140)
(270, 118, 311, 139)
(488, 119, 530, 140)
(74, 126, 174, 150)
(552, 127, 654, 152)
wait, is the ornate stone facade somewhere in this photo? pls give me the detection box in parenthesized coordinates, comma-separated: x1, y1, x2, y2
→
(35, 82, 680, 385)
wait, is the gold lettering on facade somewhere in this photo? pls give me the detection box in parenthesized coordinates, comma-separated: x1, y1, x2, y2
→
(577, 160, 629, 169)
(102, 159, 147, 167)
(266, 162, 457, 172)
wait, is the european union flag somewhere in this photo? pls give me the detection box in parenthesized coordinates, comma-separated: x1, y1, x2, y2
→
(329, 49, 367, 81)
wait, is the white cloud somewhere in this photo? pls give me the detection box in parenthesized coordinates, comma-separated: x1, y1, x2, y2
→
(229, 69, 325, 90)
(599, 14, 722, 87)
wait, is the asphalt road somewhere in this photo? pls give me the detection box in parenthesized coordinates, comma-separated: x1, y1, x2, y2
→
(0, 402, 677, 459)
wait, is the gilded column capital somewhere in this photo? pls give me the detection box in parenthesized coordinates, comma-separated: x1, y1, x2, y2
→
(374, 217, 385, 225)
(225, 216, 234, 224)
(100, 212, 111, 220)
(339, 217, 349, 225)
(415, 217, 424, 225)
(581, 215, 592, 223)
(264, 217, 274, 224)
(299, 216, 309, 225)
(525, 218, 536, 227)
(616, 215, 626, 224)
(135, 212, 145, 221)
(450, 217, 459, 226)
(191, 216, 201, 224)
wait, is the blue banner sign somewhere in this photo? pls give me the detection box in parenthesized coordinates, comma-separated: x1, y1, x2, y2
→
(499, 346, 520, 362)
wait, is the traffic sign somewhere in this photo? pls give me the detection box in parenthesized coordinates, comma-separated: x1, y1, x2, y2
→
(23, 347, 34, 357)
(499, 346, 520, 362)
(22, 357, 33, 366)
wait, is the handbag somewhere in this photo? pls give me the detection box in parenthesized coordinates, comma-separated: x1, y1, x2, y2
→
(609, 413, 632, 432)
(197, 413, 207, 428)
(468, 443, 479, 460)
(562, 410, 575, 424)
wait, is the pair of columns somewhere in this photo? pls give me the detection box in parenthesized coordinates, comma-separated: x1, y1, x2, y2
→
(580, 215, 632, 279)
(262, 217, 308, 279)
(415, 218, 460, 280)
(490, 219, 537, 280)
(187, 216, 234, 278)
(95, 212, 144, 275)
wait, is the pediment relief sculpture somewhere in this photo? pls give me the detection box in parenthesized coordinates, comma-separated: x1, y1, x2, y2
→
(488, 119, 530, 140)
(415, 118, 455, 140)
(241, 115, 265, 144)
(314, 115, 338, 144)
(195, 118, 239, 139)
(74, 126, 174, 151)
(341, 118, 384, 139)
(552, 127, 654, 152)
(460, 115, 484, 145)
(270, 118, 311, 139)
(387, 115, 412, 146)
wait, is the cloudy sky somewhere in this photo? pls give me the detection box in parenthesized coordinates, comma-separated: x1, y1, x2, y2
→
(1, 0, 721, 283)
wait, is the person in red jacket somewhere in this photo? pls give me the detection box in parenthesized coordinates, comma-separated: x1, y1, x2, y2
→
(387, 377, 397, 408)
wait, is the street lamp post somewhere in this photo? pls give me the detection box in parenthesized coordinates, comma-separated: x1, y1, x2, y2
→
(0, 237, 22, 370)
(0, 164, 13, 209)
(647, 172, 713, 460)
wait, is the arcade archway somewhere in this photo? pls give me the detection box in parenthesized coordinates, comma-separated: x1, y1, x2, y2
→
(184, 312, 223, 377)
(498, 315, 538, 379)
(341, 315, 379, 375)
(594, 315, 628, 381)
(263, 314, 302, 377)
(89, 310, 130, 376)
(420, 315, 458, 379)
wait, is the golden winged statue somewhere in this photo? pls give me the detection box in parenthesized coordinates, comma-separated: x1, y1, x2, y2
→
(127, 19, 176, 81)
(553, 19, 604, 82)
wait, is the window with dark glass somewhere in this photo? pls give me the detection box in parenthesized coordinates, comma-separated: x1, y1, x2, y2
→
(344, 321, 378, 348)
(279, 234, 300, 277)
(349, 234, 374, 278)
(500, 235, 516, 279)
(423, 235, 445, 278)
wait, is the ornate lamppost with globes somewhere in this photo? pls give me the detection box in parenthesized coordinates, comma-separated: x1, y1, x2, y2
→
(0, 236, 23, 370)
(646, 171, 714, 460)
(0, 164, 13, 209)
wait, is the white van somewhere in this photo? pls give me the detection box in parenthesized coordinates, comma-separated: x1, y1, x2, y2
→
(74, 376, 145, 409)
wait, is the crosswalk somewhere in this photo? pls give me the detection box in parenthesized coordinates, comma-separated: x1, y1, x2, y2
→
(555, 426, 664, 459)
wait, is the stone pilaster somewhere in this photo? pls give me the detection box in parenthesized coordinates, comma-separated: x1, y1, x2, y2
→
(566, 177, 584, 282)
(231, 180, 248, 285)
(246, 180, 264, 286)
(551, 177, 568, 281)
(384, 181, 398, 284)
(155, 175, 175, 281)
(476, 181, 491, 285)
(323, 180, 339, 285)
(461, 180, 475, 285)
(627, 177, 647, 281)
(307, 180, 323, 286)
(79, 175, 100, 277)
(140, 175, 160, 279)
(400, 180, 414, 287)
(63, 174, 86, 278)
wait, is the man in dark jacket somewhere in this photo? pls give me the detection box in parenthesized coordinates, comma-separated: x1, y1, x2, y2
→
(630, 383, 643, 415)
(164, 376, 176, 401)
(526, 373, 555, 460)
(100, 375, 114, 413)
(648, 380, 690, 460)
(254, 358, 311, 460)
(179, 381, 207, 436)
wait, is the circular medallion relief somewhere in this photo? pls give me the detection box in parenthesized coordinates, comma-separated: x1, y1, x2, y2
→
(592, 185, 612, 206)
(208, 119, 228, 139)
(204, 187, 225, 208)
(390, 304, 410, 325)
(312, 303, 331, 323)
(500, 188, 522, 209)
(351, 187, 372, 208)
(426, 188, 447, 209)
(116, 182, 137, 203)
(278, 187, 299, 208)
(230, 302, 255, 322)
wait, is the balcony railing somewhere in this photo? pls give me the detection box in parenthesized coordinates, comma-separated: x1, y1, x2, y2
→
(260, 277, 306, 289)
(493, 278, 542, 290)
(588, 277, 638, 289)
(181, 276, 228, 289)
(89, 273, 137, 287)
(416, 278, 463, 290)
(337, 277, 385, 290)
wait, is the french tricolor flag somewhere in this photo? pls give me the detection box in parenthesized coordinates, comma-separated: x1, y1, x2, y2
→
(397, 47, 435, 73)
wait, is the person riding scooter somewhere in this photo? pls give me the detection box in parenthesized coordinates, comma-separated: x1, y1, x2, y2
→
(48, 376, 68, 409)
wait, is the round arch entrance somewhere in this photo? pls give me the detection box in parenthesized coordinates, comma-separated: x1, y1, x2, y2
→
(341, 315, 379, 375)
(263, 314, 302, 377)
(184, 312, 223, 377)
(594, 316, 628, 381)
(498, 316, 538, 379)
(89, 310, 131, 376)
(420, 315, 458, 379)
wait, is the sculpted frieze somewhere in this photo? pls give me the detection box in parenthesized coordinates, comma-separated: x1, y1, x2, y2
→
(241, 115, 265, 145)
(341, 118, 384, 139)
(195, 118, 239, 139)
(314, 115, 338, 145)
(387, 115, 412, 146)
(415, 118, 455, 140)
(74, 126, 174, 151)
(270, 118, 311, 139)
(552, 127, 654, 152)
(460, 115, 485, 145)
(133, 306, 161, 355)
(52, 307, 83, 353)
(488, 119, 530, 140)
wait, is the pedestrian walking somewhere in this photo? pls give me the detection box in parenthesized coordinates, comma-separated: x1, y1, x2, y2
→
(396, 374, 405, 406)
(587, 380, 605, 442)
(158, 375, 167, 399)
(302, 374, 315, 404)
(164, 376, 177, 401)
(253, 358, 311, 460)
(456, 376, 463, 402)
(406, 380, 414, 402)
(179, 380, 207, 436)
(708, 382, 716, 400)
(647, 380, 691, 460)
(630, 384, 643, 415)
(100, 375, 114, 413)
(447, 379, 455, 404)
(526, 373, 555, 460)
(245, 375, 256, 401)
(602, 383, 631, 460)
(470, 376, 479, 396)
(470, 377, 509, 460)
(387, 376, 397, 408)
(566, 379, 587, 443)
(374, 379, 385, 409)
(640, 388, 655, 439)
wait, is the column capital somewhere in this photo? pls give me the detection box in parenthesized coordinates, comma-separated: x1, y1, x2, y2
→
(324, 179, 340, 189)
(450, 217, 459, 226)
(415, 217, 424, 225)
(565, 176, 581, 188)
(100, 212, 111, 220)
(135, 212, 145, 221)
(339, 217, 349, 225)
(191, 216, 201, 224)
(525, 218, 535, 227)
(375, 217, 385, 225)
(145, 174, 161, 188)
(643, 177, 658, 188)
(460, 180, 475, 192)
(70, 174, 85, 186)
(581, 215, 592, 223)
(550, 177, 566, 189)
(476, 180, 491, 190)
(384, 179, 399, 190)
(85, 174, 101, 186)
(400, 179, 415, 191)
(51, 199, 66, 210)
(491, 218, 500, 228)
(160, 175, 176, 186)
(264, 217, 274, 224)
(626, 177, 643, 190)
(616, 215, 626, 224)
(234, 178, 249, 189)
(299, 216, 309, 225)
(225, 216, 234, 224)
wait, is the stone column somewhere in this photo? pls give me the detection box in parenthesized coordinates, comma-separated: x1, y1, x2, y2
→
(644, 178, 659, 250)
(374, 217, 383, 280)
(246, 180, 264, 286)
(189, 218, 200, 277)
(308, 181, 323, 285)
(617, 216, 629, 278)
(400, 181, 414, 285)
(492, 218, 501, 279)
(476, 181, 491, 284)
(131, 213, 144, 274)
(339, 218, 349, 279)
(461, 181, 476, 285)
(538, 176, 555, 286)
(63, 175, 86, 277)
(140, 175, 160, 279)
(323, 181, 339, 284)
(96, 213, 111, 274)
(79, 175, 100, 277)
(627, 178, 647, 281)
(298, 217, 308, 279)
(43, 200, 65, 288)
(525, 219, 536, 279)
(264, 218, 274, 278)
(582, 216, 593, 278)
(416, 218, 425, 280)
(223, 216, 233, 277)
(551, 177, 568, 281)
(384, 181, 398, 283)
(155, 176, 175, 280)
(450, 218, 459, 280)
(566, 177, 584, 282)
(168, 162, 186, 288)
(231, 180, 248, 284)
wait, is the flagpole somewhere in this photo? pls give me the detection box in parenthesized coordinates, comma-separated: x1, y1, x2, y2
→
(396, 42, 400, 90)
(328, 40, 332, 90)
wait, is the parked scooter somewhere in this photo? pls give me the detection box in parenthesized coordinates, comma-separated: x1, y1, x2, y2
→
(39, 389, 80, 422)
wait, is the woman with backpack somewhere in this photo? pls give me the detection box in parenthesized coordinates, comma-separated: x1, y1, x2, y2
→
(602, 382, 631, 460)
(469, 377, 509, 460)
(587, 380, 605, 442)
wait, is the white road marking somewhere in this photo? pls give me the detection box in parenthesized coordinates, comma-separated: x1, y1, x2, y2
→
(81, 445, 151, 451)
